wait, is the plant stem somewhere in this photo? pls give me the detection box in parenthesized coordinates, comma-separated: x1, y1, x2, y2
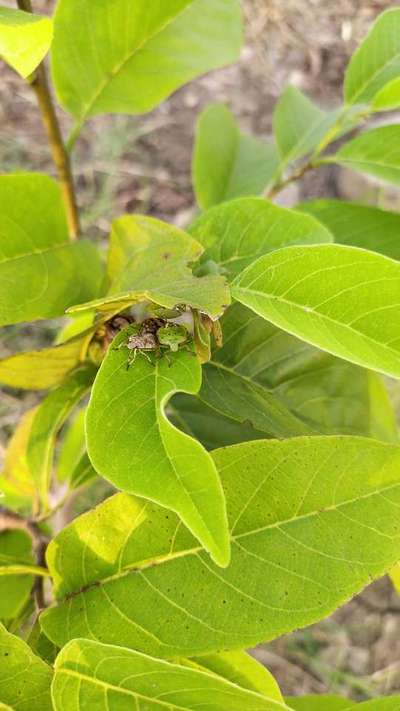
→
(264, 160, 316, 200)
(16, 0, 80, 240)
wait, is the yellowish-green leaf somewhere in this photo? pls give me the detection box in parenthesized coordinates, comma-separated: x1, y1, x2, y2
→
(0, 408, 38, 514)
(0, 623, 52, 711)
(70, 215, 230, 318)
(273, 86, 339, 166)
(0, 529, 34, 624)
(27, 365, 96, 508)
(52, 638, 289, 710)
(0, 6, 52, 78)
(0, 174, 104, 326)
(373, 76, 400, 111)
(287, 696, 356, 710)
(52, 0, 242, 126)
(297, 199, 400, 261)
(86, 328, 230, 567)
(0, 332, 90, 391)
(332, 125, 400, 187)
(184, 650, 284, 703)
(344, 9, 400, 106)
(232, 244, 400, 379)
(193, 104, 279, 209)
(42, 437, 400, 657)
(389, 563, 400, 594)
(190, 197, 333, 281)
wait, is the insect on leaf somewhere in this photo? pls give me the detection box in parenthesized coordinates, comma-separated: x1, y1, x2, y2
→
(86, 328, 230, 567)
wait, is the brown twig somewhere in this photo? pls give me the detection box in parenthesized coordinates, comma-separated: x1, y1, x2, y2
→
(16, 0, 80, 239)
(264, 160, 315, 200)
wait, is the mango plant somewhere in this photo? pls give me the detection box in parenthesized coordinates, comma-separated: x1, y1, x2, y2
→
(1, 1, 400, 708)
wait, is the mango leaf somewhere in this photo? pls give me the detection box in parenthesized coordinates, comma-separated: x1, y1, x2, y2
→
(0, 6, 52, 78)
(175, 302, 397, 444)
(27, 364, 96, 509)
(86, 328, 230, 567)
(184, 650, 283, 702)
(287, 697, 355, 710)
(52, 0, 242, 125)
(189, 197, 333, 281)
(344, 8, 400, 106)
(0, 623, 52, 711)
(0, 529, 34, 624)
(332, 126, 400, 187)
(42, 436, 400, 657)
(70, 215, 230, 318)
(0, 174, 103, 326)
(232, 244, 400, 379)
(52, 638, 289, 711)
(373, 77, 400, 111)
(273, 86, 339, 166)
(193, 104, 279, 209)
(0, 408, 38, 514)
(0, 332, 90, 391)
(297, 199, 400, 261)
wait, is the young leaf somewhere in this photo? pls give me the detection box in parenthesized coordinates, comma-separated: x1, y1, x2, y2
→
(185, 650, 283, 702)
(27, 364, 96, 508)
(0, 408, 38, 514)
(287, 696, 356, 710)
(0, 6, 52, 78)
(373, 76, 400, 111)
(52, 0, 242, 124)
(193, 104, 279, 209)
(189, 197, 333, 281)
(0, 174, 103, 326)
(232, 244, 400, 379)
(52, 638, 289, 710)
(0, 331, 90, 390)
(332, 125, 400, 187)
(42, 437, 400, 657)
(297, 199, 400, 261)
(273, 86, 339, 166)
(0, 623, 52, 711)
(0, 529, 34, 624)
(86, 329, 230, 567)
(344, 8, 400, 106)
(69, 215, 230, 318)
(178, 302, 397, 443)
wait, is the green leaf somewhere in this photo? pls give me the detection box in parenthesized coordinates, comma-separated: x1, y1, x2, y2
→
(286, 696, 355, 710)
(193, 104, 279, 209)
(57, 408, 97, 489)
(52, 638, 289, 710)
(232, 243, 400, 379)
(373, 76, 400, 111)
(342, 701, 400, 711)
(332, 125, 400, 187)
(177, 302, 397, 443)
(297, 199, 400, 261)
(344, 8, 400, 106)
(0, 174, 104, 326)
(0, 623, 52, 711)
(0, 6, 52, 78)
(189, 197, 333, 281)
(42, 436, 400, 657)
(0, 529, 34, 624)
(70, 215, 230, 318)
(184, 650, 283, 702)
(0, 332, 90, 391)
(0, 408, 38, 514)
(86, 328, 230, 567)
(389, 563, 400, 594)
(273, 86, 339, 165)
(27, 365, 96, 508)
(52, 0, 242, 124)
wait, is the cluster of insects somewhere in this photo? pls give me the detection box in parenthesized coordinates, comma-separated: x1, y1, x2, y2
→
(105, 309, 193, 368)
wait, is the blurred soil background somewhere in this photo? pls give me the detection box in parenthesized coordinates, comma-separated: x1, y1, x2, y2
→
(1, 0, 400, 702)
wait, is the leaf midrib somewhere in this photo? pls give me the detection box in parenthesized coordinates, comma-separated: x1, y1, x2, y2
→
(56, 475, 400, 601)
(76, 1, 194, 123)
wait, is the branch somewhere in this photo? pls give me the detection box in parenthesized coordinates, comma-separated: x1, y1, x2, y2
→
(16, 0, 80, 239)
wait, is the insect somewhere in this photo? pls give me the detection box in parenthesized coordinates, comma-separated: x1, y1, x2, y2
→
(114, 319, 192, 368)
